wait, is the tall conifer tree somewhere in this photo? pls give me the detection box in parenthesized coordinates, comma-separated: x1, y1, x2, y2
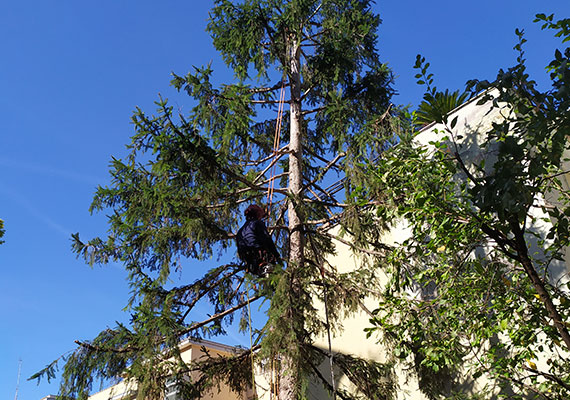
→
(34, 1, 395, 399)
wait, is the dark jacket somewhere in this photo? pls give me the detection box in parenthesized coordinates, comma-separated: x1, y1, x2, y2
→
(236, 219, 280, 260)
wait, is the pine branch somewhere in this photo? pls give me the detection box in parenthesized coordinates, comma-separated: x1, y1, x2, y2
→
(248, 81, 286, 94)
(164, 109, 266, 195)
(303, 152, 346, 193)
(305, 181, 341, 205)
(179, 294, 263, 336)
(253, 149, 289, 185)
(242, 174, 290, 195)
(204, 196, 256, 210)
(251, 99, 291, 105)
(303, 2, 323, 30)
(256, 4, 288, 71)
(301, 30, 326, 45)
(300, 84, 316, 101)
(305, 215, 342, 226)
(305, 147, 342, 171)
(171, 265, 240, 298)
(74, 340, 136, 354)
(301, 106, 326, 116)
(357, 299, 376, 318)
(307, 186, 336, 218)
(304, 199, 348, 207)
(242, 144, 290, 167)
(323, 178, 346, 197)
(74, 294, 262, 356)
(319, 231, 390, 257)
(174, 266, 243, 322)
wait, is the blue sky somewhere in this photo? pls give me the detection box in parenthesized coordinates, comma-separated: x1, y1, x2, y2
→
(1, 1, 569, 399)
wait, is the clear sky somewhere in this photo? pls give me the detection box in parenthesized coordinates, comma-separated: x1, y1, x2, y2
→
(1, 1, 569, 399)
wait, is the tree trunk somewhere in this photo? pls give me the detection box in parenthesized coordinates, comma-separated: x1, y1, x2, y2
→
(279, 36, 304, 400)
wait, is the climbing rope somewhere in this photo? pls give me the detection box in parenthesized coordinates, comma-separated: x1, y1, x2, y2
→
(262, 80, 336, 397)
(266, 80, 286, 212)
(245, 81, 286, 398)
(269, 84, 284, 399)
(238, 81, 287, 399)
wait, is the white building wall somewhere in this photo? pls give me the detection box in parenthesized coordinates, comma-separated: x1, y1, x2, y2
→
(307, 91, 569, 399)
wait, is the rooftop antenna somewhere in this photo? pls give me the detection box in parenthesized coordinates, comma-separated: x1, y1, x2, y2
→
(14, 359, 22, 400)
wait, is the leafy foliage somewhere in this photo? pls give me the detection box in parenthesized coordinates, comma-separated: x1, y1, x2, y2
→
(413, 55, 470, 126)
(415, 88, 469, 127)
(368, 15, 570, 399)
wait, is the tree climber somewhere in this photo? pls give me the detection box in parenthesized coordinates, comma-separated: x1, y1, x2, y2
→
(236, 204, 281, 276)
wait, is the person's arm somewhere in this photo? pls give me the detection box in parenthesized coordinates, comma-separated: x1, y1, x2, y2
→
(256, 220, 280, 259)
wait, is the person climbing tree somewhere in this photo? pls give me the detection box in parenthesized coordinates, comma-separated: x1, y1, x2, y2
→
(33, 2, 397, 399)
(236, 205, 280, 276)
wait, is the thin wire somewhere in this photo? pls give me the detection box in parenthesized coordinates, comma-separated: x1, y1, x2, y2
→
(271, 358, 275, 400)
(246, 283, 256, 397)
(322, 278, 336, 399)
(271, 356, 279, 399)
(14, 359, 21, 400)
(308, 235, 337, 399)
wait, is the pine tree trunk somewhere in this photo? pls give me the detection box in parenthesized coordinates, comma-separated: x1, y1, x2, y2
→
(279, 36, 303, 400)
